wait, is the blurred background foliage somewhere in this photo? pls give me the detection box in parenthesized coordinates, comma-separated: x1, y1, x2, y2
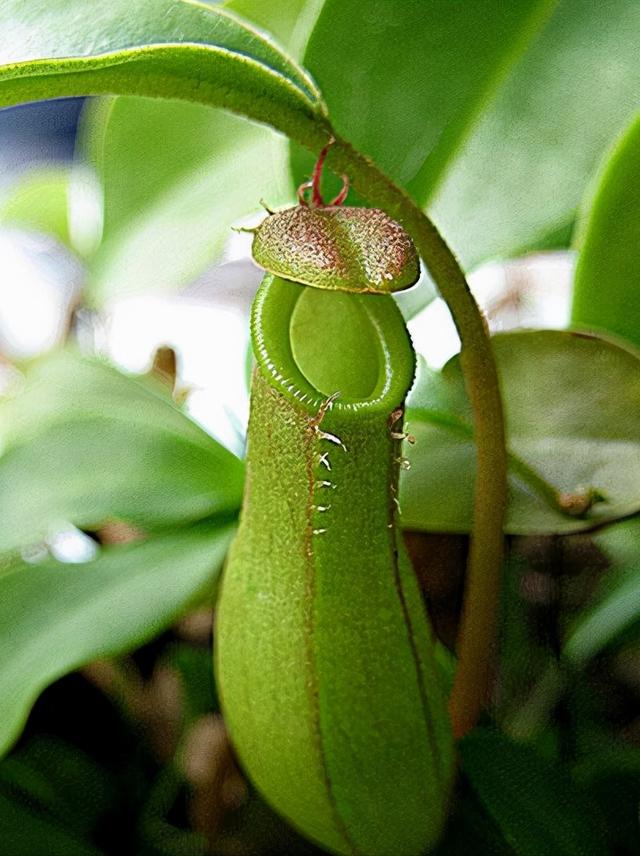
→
(0, 1, 639, 853)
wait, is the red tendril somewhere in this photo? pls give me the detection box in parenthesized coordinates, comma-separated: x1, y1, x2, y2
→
(328, 176, 350, 206)
(297, 180, 313, 205)
(296, 137, 349, 207)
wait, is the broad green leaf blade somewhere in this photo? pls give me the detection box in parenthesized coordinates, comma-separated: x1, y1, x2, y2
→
(288, 0, 550, 320)
(292, 0, 551, 198)
(0, 350, 243, 553)
(80, 97, 292, 305)
(461, 729, 603, 856)
(0, 349, 214, 450)
(564, 518, 640, 663)
(432, 0, 640, 269)
(224, 0, 325, 60)
(0, 525, 232, 758)
(0, 0, 325, 134)
(0, 167, 71, 246)
(402, 331, 640, 534)
(572, 114, 640, 351)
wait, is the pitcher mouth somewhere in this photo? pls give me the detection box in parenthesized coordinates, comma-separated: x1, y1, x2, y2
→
(250, 275, 415, 417)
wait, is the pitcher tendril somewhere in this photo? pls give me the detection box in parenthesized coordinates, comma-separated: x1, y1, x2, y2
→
(297, 137, 350, 207)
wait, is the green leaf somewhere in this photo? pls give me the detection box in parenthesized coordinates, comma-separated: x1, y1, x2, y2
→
(564, 518, 640, 663)
(292, 0, 551, 199)
(224, 0, 324, 60)
(432, 0, 640, 269)
(573, 743, 640, 786)
(0, 350, 243, 554)
(0, 0, 325, 134)
(461, 728, 603, 856)
(0, 1, 330, 304)
(0, 790, 102, 856)
(401, 331, 640, 534)
(572, 113, 640, 351)
(285, 0, 551, 320)
(0, 167, 72, 247)
(0, 524, 232, 758)
(0, 736, 115, 836)
(79, 96, 292, 304)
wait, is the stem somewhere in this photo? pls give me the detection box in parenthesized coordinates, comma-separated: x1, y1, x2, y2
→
(304, 133, 508, 739)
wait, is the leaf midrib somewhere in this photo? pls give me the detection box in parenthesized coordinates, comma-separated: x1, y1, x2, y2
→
(407, 0, 560, 206)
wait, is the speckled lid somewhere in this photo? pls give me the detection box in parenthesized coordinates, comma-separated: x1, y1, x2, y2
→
(251, 204, 420, 294)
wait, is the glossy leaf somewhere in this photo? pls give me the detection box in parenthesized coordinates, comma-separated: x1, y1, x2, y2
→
(0, 0, 325, 133)
(0, 350, 243, 554)
(283, 0, 551, 321)
(461, 728, 603, 856)
(0, 0, 329, 304)
(0, 524, 232, 758)
(572, 113, 640, 351)
(564, 518, 640, 663)
(224, 0, 324, 60)
(432, 0, 640, 269)
(79, 96, 292, 304)
(401, 331, 640, 534)
(0, 167, 71, 247)
(292, 0, 550, 198)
